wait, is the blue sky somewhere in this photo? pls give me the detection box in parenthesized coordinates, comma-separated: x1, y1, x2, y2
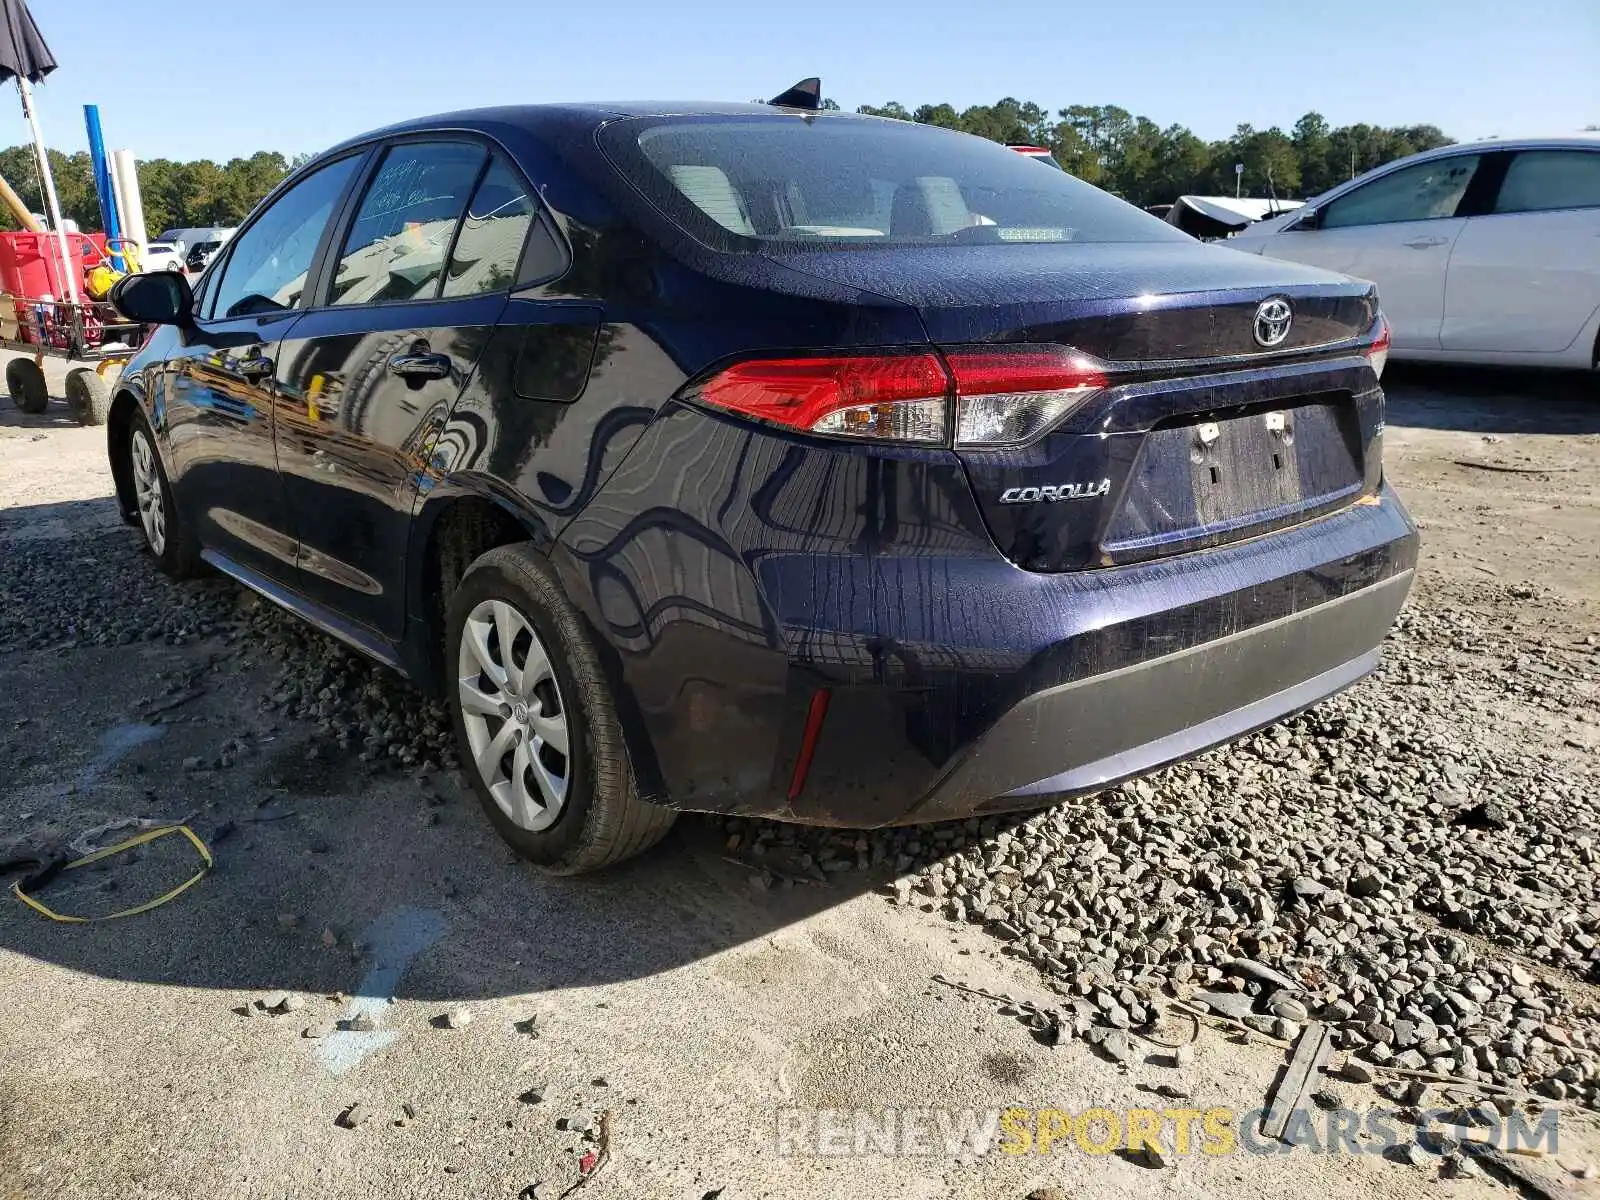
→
(28, 0, 1600, 161)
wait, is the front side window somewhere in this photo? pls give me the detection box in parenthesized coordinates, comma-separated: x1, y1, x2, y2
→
(209, 156, 361, 319)
(329, 141, 487, 306)
(1494, 150, 1600, 214)
(600, 116, 1189, 249)
(440, 157, 538, 297)
(1321, 155, 1481, 229)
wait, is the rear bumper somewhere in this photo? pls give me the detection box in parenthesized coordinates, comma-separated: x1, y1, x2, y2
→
(558, 398, 1419, 827)
(768, 484, 1417, 826)
(900, 566, 1411, 823)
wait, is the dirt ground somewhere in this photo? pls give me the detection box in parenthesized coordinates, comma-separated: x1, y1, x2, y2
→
(0, 354, 1596, 1200)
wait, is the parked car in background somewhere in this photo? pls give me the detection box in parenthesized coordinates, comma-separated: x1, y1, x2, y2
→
(106, 94, 1416, 874)
(139, 240, 186, 272)
(157, 226, 232, 257)
(184, 233, 232, 274)
(1230, 136, 1600, 369)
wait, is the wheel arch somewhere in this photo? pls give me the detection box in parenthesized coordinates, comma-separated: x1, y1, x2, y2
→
(106, 382, 150, 525)
(406, 473, 668, 805)
(406, 474, 558, 694)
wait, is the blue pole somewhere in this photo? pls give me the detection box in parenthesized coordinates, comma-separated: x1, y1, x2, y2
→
(83, 105, 124, 271)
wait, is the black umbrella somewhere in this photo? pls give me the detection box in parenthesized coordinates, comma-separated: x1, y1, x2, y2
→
(0, 0, 57, 84)
(0, 0, 75, 300)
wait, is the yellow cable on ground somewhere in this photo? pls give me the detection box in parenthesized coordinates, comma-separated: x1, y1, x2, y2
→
(12, 825, 212, 923)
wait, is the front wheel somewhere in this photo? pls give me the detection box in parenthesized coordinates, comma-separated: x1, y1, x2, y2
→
(125, 409, 202, 577)
(445, 544, 676, 873)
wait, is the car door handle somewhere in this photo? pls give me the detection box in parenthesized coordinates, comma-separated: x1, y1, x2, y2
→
(1402, 236, 1448, 249)
(388, 352, 453, 381)
(238, 356, 274, 380)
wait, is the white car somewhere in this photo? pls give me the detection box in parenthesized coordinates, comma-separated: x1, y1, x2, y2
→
(1229, 136, 1600, 370)
(139, 241, 187, 273)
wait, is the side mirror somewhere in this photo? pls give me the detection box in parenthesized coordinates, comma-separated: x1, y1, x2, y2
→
(1290, 208, 1323, 232)
(110, 270, 194, 326)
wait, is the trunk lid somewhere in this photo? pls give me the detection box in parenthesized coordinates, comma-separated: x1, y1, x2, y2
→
(769, 240, 1377, 359)
(774, 240, 1384, 572)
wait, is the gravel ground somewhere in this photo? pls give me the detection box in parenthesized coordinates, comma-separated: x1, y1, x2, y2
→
(869, 585, 1600, 1101)
(2, 357, 1597, 1197)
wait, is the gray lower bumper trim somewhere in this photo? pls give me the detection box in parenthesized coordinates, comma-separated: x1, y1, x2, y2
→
(915, 569, 1413, 815)
(1003, 647, 1378, 798)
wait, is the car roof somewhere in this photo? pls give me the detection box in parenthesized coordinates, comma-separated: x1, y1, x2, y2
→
(1306, 133, 1600, 205)
(323, 102, 891, 154)
(1406, 133, 1600, 159)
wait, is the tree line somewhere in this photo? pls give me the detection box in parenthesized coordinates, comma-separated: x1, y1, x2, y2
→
(0, 146, 302, 236)
(0, 101, 1452, 236)
(853, 100, 1451, 208)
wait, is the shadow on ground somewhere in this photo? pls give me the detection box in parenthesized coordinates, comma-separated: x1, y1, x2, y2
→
(0, 649, 901, 1004)
(0, 506, 983, 1006)
(0, 394, 89, 430)
(1383, 363, 1600, 436)
(0, 496, 124, 544)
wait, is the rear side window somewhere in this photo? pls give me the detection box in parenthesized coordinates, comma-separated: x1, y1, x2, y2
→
(440, 157, 538, 297)
(1494, 150, 1600, 214)
(1321, 155, 1480, 228)
(209, 155, 360, 319)
(330, 141, 487, 306)
(599, 116, 1188, 249)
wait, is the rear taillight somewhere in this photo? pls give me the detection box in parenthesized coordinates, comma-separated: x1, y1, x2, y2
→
(1366, 314, 1391, 380)
(685, 345, 1108, 448)
(945, 347, 1107, 448)
(689, 354, 950, 443)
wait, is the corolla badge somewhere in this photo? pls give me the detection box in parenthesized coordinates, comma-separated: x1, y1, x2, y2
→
(998, 479, 1111, 504)
(1253, 296, 1293, 348)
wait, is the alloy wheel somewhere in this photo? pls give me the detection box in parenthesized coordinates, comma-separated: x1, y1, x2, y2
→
(130, 429, 167, 555)
(457, 598, 571, 831)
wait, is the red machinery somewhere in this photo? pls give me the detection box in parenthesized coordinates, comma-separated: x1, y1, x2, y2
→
(0, 230, 144, 425)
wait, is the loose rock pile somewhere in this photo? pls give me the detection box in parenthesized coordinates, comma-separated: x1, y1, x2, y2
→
(0, 530, 234, 651)
(238, 597, 457, 772)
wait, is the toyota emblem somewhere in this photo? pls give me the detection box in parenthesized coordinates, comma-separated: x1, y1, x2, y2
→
(1253, 297, 1293, 348)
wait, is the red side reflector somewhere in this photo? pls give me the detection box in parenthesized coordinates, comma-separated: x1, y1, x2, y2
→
(786, 688, 832, 802)
(693, 354, 949, 432)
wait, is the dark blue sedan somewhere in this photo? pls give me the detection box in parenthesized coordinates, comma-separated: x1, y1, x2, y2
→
(106, 90, 1417, 872)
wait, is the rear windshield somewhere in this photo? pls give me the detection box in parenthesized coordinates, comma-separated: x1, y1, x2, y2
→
(600, 115, 1189, 250)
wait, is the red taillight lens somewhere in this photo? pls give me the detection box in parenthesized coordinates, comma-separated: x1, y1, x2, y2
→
(685, 344, 1109, 447)
(1367, 315, 1391, 380)
(690, 354, 950, 443)
(946, 346, 1108, 448)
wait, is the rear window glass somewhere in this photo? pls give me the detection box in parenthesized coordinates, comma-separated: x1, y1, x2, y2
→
(600, 115, 1188, 250)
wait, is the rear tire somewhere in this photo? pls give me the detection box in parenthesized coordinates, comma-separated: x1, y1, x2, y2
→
(445, 543, 676, 874)
(65, 367, 112, 426)
(6, 358, 47, 414)
(124, 408, 202, 578)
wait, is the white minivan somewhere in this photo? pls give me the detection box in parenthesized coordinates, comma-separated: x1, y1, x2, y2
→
(1229, 137, 1600, 370)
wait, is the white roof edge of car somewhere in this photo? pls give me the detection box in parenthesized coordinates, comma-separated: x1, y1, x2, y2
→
(1302, 133, 1600, 206)
(1416, 133, 1600, 155)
